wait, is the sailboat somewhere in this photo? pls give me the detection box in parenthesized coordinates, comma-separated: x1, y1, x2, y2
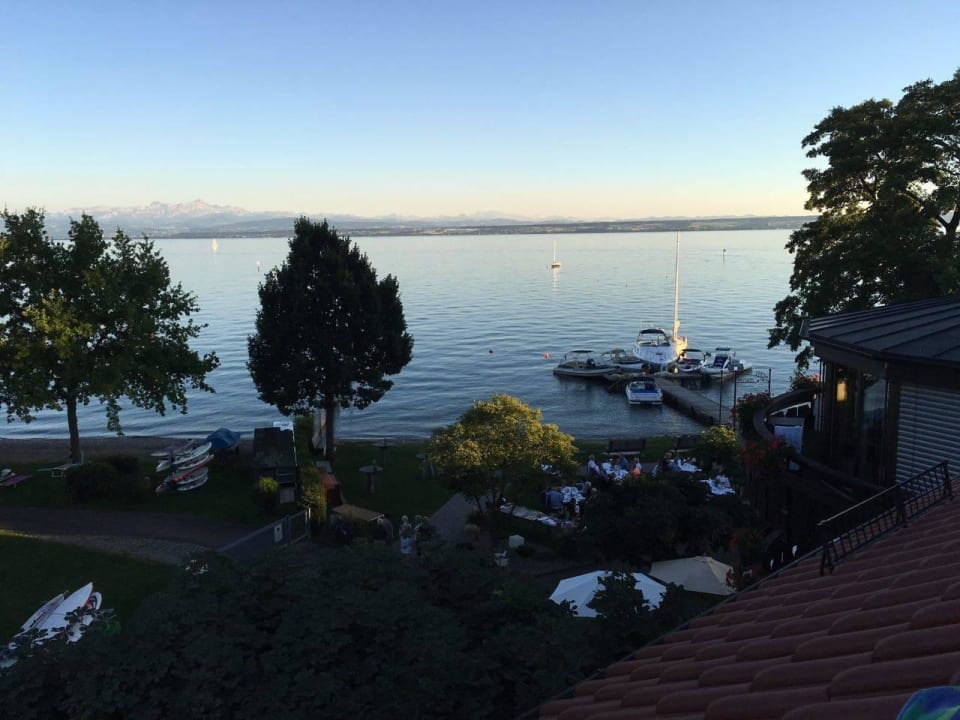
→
(550, 238, 561, 269)
(630, 233, 688, 370)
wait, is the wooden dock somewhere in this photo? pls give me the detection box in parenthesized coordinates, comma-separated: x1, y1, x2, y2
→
(657, 376, 726, 426)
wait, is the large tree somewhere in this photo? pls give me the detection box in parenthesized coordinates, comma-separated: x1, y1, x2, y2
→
(428, 393, 578, 512)
(247, 218, 413, 457)
(0, 210, 219, 460)
(770, 70, 960, 367)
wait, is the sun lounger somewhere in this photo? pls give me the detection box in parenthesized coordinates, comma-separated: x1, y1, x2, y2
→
(0, 472, 31, 488)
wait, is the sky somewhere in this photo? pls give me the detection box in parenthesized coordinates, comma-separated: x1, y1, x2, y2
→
(3, 0, 960, 220)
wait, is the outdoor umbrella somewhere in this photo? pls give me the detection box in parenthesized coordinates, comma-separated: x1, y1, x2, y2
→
(648, 555, 734, 596)
(549, 570, 667, 618)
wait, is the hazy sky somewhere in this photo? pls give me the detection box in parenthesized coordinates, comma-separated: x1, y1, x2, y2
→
(3, 1, 959, 220)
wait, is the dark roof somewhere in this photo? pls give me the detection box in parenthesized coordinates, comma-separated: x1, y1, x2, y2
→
(538, 497, 960, 720)
(800, 295, 960, 366)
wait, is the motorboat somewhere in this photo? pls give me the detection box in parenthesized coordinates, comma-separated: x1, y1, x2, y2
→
(550, 238, 561, 269)
(630, 234, 688, 369)
(625, 376, 663, 405)
(676, 348, 710, 374)
(553, 350, 616, 378)
(701, 347, 752, 378)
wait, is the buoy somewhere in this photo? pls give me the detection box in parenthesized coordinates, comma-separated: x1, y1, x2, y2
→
(488, 349, 494, 354)
(543, 352, 550, 360)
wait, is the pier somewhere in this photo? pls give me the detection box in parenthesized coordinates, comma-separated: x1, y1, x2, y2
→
(657, 375, 727, 426)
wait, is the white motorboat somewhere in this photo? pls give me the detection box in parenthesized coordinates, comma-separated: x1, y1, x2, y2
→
(630, 233, 688, 369)
(550, 238, 561, 269)
(701, 347, 752, 378)
(553, 350, 616, 378)
(625, 376, 663, 405)
(676, 348, 710, 374)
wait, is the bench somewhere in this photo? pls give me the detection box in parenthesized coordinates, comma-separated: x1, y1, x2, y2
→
(606, 437, 647, 455)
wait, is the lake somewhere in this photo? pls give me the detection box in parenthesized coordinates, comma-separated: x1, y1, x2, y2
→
(0, 230, 800, 442)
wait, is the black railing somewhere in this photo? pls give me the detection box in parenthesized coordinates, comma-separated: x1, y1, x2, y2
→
(818, 461, 952, 575)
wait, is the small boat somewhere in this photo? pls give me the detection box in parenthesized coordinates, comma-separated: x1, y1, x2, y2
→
(175, 467, 209, 492)
(553, 350, 616, 378)
(205, 427, 242, 453)
(630, 234, 688, 370)
(701, 347, 752, 378)
(550, 238, 561, 269)
(676, 348, 710, 374)
(625, 376, 663, 405)
(155, 441, 212, 473)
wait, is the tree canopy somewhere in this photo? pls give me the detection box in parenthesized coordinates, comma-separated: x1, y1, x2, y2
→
(0, 210, 218, 459)
(428, 394, 578, 511)
(769, 69, 960, 367)
(247, 218, 413, 457)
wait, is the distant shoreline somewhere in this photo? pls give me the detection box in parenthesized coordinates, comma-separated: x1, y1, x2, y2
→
(150, 215, 814, 240)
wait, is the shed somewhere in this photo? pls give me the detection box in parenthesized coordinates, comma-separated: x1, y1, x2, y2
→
(253, 426, 298, 504)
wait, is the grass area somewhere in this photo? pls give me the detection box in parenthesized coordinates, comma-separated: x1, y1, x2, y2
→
(0, 452, 285, 525)
(0, 531, 175, 640)
(329, 440, 452, 521)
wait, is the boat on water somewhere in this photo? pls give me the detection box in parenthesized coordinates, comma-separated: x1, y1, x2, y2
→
(1, 583, 103, 668)
(701, 347, 752, 378)
(550, 238, 561, 269)
(553, 350, 616, 378)
(625, 376, 664, 405)
(676, 348, 710, 374)
(630, 233, 688, 370)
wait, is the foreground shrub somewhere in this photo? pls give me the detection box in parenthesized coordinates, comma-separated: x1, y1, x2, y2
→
(65, 462, 119, 503)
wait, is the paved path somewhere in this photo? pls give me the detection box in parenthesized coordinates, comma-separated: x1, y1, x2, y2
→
(0, 506, 257, 563)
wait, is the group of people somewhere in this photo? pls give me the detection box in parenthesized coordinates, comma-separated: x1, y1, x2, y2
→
(586, 452, 645, 486)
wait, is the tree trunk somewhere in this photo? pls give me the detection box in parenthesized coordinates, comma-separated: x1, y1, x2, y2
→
(66, 395, 81, 462)
(324, 398, 337, 461)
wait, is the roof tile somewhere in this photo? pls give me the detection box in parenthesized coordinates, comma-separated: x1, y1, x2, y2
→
(537, 494, 960, 720)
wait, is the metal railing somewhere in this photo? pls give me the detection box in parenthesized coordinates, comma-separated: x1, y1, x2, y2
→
(219, 509, 311, 562)
(818, 461, 951, 575)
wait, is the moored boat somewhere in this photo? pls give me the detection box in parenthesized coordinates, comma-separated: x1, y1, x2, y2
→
(625, 376, 664, 405)
(701, 347, 752, 378)
(676, 348, 710, 374)
(553, 350, 616, 378)
(629, 233, 688, 370)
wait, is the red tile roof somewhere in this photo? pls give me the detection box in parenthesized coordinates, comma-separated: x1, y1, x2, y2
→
(538, 498, 960, 720)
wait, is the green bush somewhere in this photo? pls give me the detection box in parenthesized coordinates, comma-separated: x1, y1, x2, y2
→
(733, 392, 771, 436)
(694, 425, 740, 474)
(65, 462, 119, 503)
(102, 454, 140, 476)
(253, 476, 280, 515)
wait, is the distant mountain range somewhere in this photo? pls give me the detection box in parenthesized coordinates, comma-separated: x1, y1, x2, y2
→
(39, 200, 814, 239)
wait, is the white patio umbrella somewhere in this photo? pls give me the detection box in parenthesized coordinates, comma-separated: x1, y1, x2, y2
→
(648, 555, 734, 596)
(549, 571, 667, 618)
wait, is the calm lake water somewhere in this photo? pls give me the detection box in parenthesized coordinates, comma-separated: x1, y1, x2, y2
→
(1, 230, 800, 442)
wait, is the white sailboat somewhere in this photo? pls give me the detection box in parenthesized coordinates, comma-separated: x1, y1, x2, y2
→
(630, 233, 688, 370)
(550, 238, 561, 269)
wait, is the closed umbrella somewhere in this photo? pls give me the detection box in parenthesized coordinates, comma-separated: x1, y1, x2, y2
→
(549, 570, 667, 617)
(648, 555, 734, 596)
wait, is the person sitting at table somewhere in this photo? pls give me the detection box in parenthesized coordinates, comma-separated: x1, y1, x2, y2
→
(617, 453, 630, 471)
(586, 454, 602, 482)
(547, 487, 564, 514)
(658, 452, 676, 475)
(630, 458, 644, 477)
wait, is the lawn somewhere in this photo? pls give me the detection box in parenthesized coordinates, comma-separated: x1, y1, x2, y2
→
(0, 531, 175, 640)
(0, 452, 283, 525)
(328, 440, 452, 521)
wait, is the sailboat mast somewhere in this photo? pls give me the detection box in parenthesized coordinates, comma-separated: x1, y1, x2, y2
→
(672, 232, 680, 340)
